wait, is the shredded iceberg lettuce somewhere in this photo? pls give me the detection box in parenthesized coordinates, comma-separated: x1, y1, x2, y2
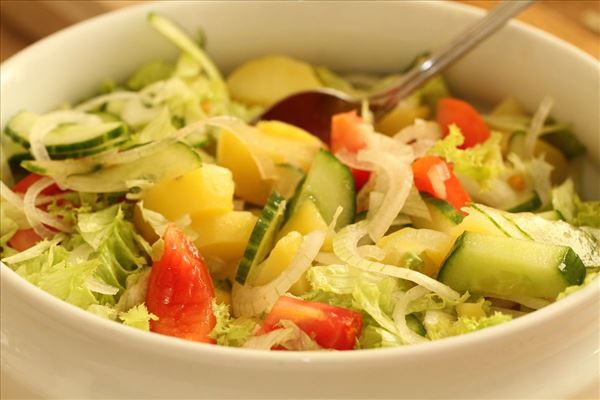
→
(552, 179, 600, 228)
(428, 125, 505, 188)
(118, 303, 158, 331)
(210, 300, 259, 347)
(423, 310, 512, 340)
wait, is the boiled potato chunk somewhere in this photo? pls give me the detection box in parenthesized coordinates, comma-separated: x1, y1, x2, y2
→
(217, 130, 272, 206)
(252, 231, 310, 295)
(227, 55, 322, 106)
(256, 120, 323, 148)
(375, 98, 430, 136)
(278, 200, 332, 251)
(191, 211, 257, 262)
(255, 120, 323, 171)
(142, 165, 234, 221)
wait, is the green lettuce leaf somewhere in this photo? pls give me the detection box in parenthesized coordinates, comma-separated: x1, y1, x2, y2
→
(118, 303, 158, 331)
(428, 124, 506, 188)
(557, 272, 599, 300)
(552, 179, 600, 228)
(127, 60, 174, 91)
(423, 310, 512, 340)
(210, 300, 259, 347)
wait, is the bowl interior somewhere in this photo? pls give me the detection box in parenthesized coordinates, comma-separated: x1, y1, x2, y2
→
(1, 2, 599, 398)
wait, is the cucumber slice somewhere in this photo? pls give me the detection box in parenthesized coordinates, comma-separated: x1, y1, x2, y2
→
(411, 194, 464, 234)
(49, 136, 129, 160)
(469, 203, 527, 239)
(466, 203, 600, 268)
(287, 149, 355, 229)
(537, 210, 562, 221)
(506, 191, 541, 213)
(31, 142, 203, 193)
(438, 231, 586, 299)
(5, 111, 128, 154)
(235, 192, 286, 285)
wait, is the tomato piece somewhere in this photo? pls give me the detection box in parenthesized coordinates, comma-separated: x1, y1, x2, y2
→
(12, 173, 62, 195)
(436, 98, 490, 149)
(412, 155, 470, 212)
(146, 225, 216, 343)
(8, 228, 43, 252)
(331, 111, 371, 191)
(260, 296, 362, 350)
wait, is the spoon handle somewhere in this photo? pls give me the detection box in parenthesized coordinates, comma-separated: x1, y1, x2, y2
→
(372, 0, 535, 111)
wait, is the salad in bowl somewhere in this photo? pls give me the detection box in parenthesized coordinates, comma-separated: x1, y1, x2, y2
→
(1, 14, 598, 352)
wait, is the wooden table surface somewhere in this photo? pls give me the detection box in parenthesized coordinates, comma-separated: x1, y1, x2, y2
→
(1, 0, 599, 62)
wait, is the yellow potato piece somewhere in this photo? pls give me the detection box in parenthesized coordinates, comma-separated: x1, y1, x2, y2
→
(192, 211, 257, 262)
(375, 98, 430, 136)
(252, 231, 310, 295)
(142, 165, 234, 221)
(256, 120, 323, 148)
(217, 129, 272, 206)
(278, 200, 332, 251)
(227, 55, 322, 106)
(377, 228, 453, 277)
(255, 120, 323, 171)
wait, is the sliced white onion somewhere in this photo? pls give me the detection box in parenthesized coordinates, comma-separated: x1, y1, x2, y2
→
(231, 230, 326, 317)
(23, 177, 72, 237)
(76, 91, 140, 112)
(333, 221, 460, 301)
(84, 276, 120, 295)
(359, 149, 414, 242)
(314, 252, 343, 265)
(357, 245, 386, 261)
(427, 163, 448, 199)
(334, 149, 376, 172)
(29, 111, 102, 161)
(2, 234, 63, 264)
(483, 293, 550, 310)
(393, 286, 430, 345)
(0, 181, 25, 209)
(34, 193, 70, 206)
(67, 243, 94, 264)
(242, 320, 322, 351)
(525, 96, 554, 159)
(394, 119, 442, 158)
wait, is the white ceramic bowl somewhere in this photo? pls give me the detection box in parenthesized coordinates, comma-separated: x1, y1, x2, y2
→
(1, 2, 599, 398)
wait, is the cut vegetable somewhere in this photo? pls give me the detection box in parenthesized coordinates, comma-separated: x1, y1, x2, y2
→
(5, 111, 129, 158)
(438, 231, 586, 299)
(45, 142, 202, 193)
(235, 192, 286, 285)
(287, 149, 355, 230)
(410, 193, 464, 234)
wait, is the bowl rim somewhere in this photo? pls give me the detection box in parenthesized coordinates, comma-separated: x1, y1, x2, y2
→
(1, 0, 599, 365)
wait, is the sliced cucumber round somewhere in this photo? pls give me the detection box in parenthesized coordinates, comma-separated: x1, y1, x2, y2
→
(235, 192, 286, 285)
(5, 110, 128, 155)
(411, 193, 464, 234)
(286, 149, 355, 230)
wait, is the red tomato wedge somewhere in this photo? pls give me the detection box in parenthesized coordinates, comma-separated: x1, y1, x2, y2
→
(331, 111, 371, 190)
(260, 296, 362, 350)
(436, 98, 490, 149)
(12, 173, 62, 195)
(146, 225, 216, 343)
(412, 155, 470, 212)
(8, 228, 43, 252)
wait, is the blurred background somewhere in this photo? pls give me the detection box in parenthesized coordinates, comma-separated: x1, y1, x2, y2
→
(1, 0, 599, 62)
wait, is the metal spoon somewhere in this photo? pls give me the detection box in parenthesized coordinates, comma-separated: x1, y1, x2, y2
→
(257, 0, 535, 141)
